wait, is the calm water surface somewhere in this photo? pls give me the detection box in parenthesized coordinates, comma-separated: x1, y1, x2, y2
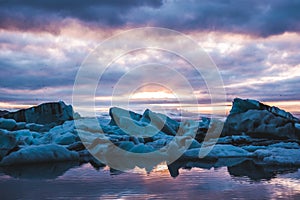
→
(1, 162, 300, 200)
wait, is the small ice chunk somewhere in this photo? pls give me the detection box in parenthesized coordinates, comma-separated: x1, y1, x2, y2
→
(25, 123, 44, 132)
(0, 132, 17, 159)
(49, 120, 75, 135)
(130, 144, 155, 153)
(0, 118, 16, 131)
(242, 145, 266, 152)
(147, 139, 168, 149)
(182, 144, 252, 160)
(0, 144, 79, 166)
(207, 144, 252, 157)
(55, 132, 77, 145)
(269, 142, 300, 149)
(74, 118, 104, 133)
(254, 147, 300, 165)
(15, 122, 26, 130)
(117, 141, 135, 151)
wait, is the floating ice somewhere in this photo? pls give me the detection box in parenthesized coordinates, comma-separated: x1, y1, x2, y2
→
(0, 144, 79, 166)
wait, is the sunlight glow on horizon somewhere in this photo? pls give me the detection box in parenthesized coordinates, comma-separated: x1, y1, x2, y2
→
(130, 91, 177, 100)
(0, 102, 36, 111)
(1, 100, 299, 119)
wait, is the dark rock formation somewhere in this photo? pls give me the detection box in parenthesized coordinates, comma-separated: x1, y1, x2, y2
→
(2, 101, 78, 125)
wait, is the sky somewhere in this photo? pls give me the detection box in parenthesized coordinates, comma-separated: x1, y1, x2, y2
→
(0, 0, 300, 116)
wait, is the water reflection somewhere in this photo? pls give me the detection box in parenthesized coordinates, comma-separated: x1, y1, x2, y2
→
(0, 161, 79, 180)
(0, 160, 300, 199)
(228, 160, 299, 181)
(0, 158, 299, 181)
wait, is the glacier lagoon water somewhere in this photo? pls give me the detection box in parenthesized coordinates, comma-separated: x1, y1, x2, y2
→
(1, 162, 300, 200)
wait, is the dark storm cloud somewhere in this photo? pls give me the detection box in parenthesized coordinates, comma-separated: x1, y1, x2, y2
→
(225, 75, 300, 102)
(0, 61, 77, 90)
(257, 76, 300, 101)
(213, 44, 268, 79)
(147, 0, 300, 37)
(1, 0, 299, 37)
(0, 0, 163, 33)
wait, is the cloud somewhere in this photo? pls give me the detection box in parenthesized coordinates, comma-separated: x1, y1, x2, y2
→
(141, 0, 300, 37)
(225, 75, 300, 102)
(1, 29, 299, 106)
(1, 0, 300, 37)
(0, 64, 77, 90)
(184, 32, 300, 103)
(0, 0, 163, 34)
(0, 30, 84, 91)
(0, 2, 299, 115)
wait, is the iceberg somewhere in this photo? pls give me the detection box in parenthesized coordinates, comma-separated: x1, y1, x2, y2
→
(2, 101, 79, 127)
(229, 98, 299, 123)
(129, 144, 155, 153)
(0, 144, 79, 166)
(0, 131, 18, 160)
(54, 132, 78, 145)
(222, 98, 300, 139)
(0, 98, 299, 175)
(0, 118, 17, 131)
(254, 147, 300, 166)
(181, 144, 253, 161)
(108, 107, 179, 137)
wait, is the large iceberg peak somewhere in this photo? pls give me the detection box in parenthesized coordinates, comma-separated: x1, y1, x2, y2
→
(2, 101, 79, 125)
(230, 98, 299, 123)
(223, 98, 300, 139)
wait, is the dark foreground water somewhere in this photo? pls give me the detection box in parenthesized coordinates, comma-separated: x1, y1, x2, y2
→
(1, 161, 300, 200)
